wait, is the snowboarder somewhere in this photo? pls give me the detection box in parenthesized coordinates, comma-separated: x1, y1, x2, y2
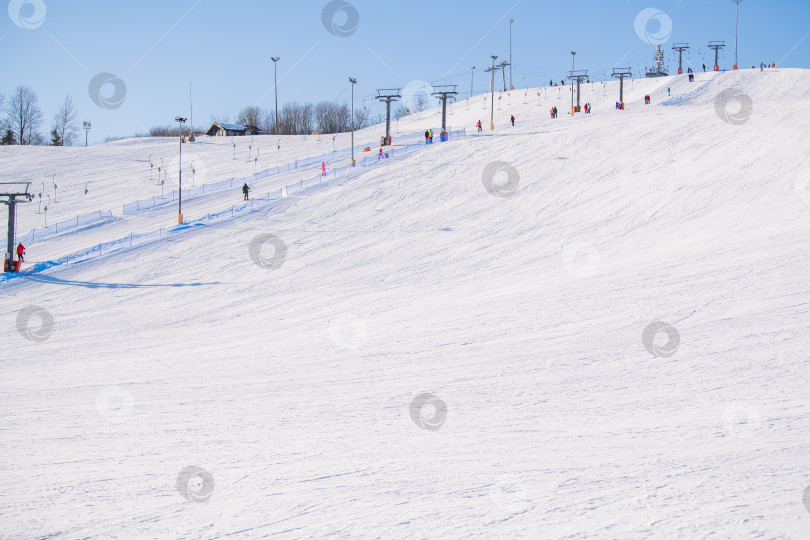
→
(242, 182, 250, 200)
(510, 115, 515, 126)
(16, 242, 25, 263)
(476, 120, 482, 133)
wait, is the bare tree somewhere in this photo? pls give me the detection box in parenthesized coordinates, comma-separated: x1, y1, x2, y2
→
(51, 94, 79, 146)
(237, 106, 262, 128)
(6, 85, 43, 145)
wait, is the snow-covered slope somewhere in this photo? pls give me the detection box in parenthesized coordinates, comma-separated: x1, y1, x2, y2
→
(2, 68, 810, 538)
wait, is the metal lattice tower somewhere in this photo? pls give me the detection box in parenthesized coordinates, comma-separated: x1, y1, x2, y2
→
(1, 182, 33, 272)
(569, 70, 589, 112)
(672, 43, 690, 74)
(375, 89, 401, 145)
(431, 85, 459, 132)
(498, 60, 511, 91)
(612, 68, 633, 108)
(708, 41, 726, 71)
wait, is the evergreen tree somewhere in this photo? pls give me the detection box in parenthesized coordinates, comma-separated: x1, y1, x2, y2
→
(0, 128, 15, 145)
(49, 128, 62, 146)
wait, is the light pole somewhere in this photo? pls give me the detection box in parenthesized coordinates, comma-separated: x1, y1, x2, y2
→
(470, 66, 475, 98)
(83, 121, 91, 147)
(271, 57, 280, 134)
(733, 0, 742, 69)
(349, 77, 357, 166)
(175, 116, 186, 224)
(509, 19, 515, 90)
(489, 55, 497, 130)
(570, 51, 576, 113)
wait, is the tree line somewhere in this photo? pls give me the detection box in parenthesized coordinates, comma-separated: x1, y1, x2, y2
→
(0, 86, 79, 146)
(0, 84, 432, 145)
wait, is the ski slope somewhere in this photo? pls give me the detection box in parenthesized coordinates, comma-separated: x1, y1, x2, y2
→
(2, 68, 810, 538)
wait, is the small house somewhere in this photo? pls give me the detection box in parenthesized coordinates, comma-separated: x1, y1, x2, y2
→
(206, 123, 264, 137)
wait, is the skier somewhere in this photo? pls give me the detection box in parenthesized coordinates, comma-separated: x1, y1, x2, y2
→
(510, 115, 515, 126)
(242, 182, 250, 200)
(550, 107, 554, 119)
(476, 120, 482, 133)
(428, 129, 434, 143)
(549, 79, 553, 86)
(553, 106, 558, 118)
(321, 161, 326, 176)
(703, 64, 706, 72)
(16, 242, 25, 263)
(616, 101, 619, 110)
(424, 130, 429, 143)
(668, 87, 671, 96)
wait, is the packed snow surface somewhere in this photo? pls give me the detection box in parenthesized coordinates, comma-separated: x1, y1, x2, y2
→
(2, 69, 810, 538)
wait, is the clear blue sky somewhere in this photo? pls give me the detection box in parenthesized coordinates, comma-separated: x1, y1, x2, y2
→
(3, 0, 808, 143)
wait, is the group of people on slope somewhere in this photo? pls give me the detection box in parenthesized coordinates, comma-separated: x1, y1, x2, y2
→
(424, 129, 434, 143)
(476, 115, 517, 131)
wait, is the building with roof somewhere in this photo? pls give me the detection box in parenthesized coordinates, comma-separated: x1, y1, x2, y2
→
(205, 123, 264, 137)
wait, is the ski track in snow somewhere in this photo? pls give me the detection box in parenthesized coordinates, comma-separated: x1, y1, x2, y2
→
(1, 69, 810, 538)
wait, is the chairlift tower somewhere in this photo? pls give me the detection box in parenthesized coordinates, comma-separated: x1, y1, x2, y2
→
(1, 182, 33, 273)
(708, 41, 726, 71)
(569, 70, 589, 113)
(612, 68, 632, 109)
(375, 89, 401, 146)
(672, 43, 690, 74)
(431, 85, 458, 133)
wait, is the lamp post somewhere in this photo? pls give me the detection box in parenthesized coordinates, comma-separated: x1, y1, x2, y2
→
(83, 121, 91, 147)
(489, 54, 497, 130)
(509, 19, 515, 90)
(733, 0, 742, 69)
(271, 57, 280, 134)
(349, 77, 357, 166)
(175, 116, 186, 224)
(470, 66, 475, 98)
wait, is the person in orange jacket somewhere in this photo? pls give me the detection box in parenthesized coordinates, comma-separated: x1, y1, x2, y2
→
(16, 242, 25, 262)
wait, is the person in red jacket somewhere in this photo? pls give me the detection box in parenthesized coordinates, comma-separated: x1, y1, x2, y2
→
(510, 115, 515, 126)
(16, 242, 25, 262)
